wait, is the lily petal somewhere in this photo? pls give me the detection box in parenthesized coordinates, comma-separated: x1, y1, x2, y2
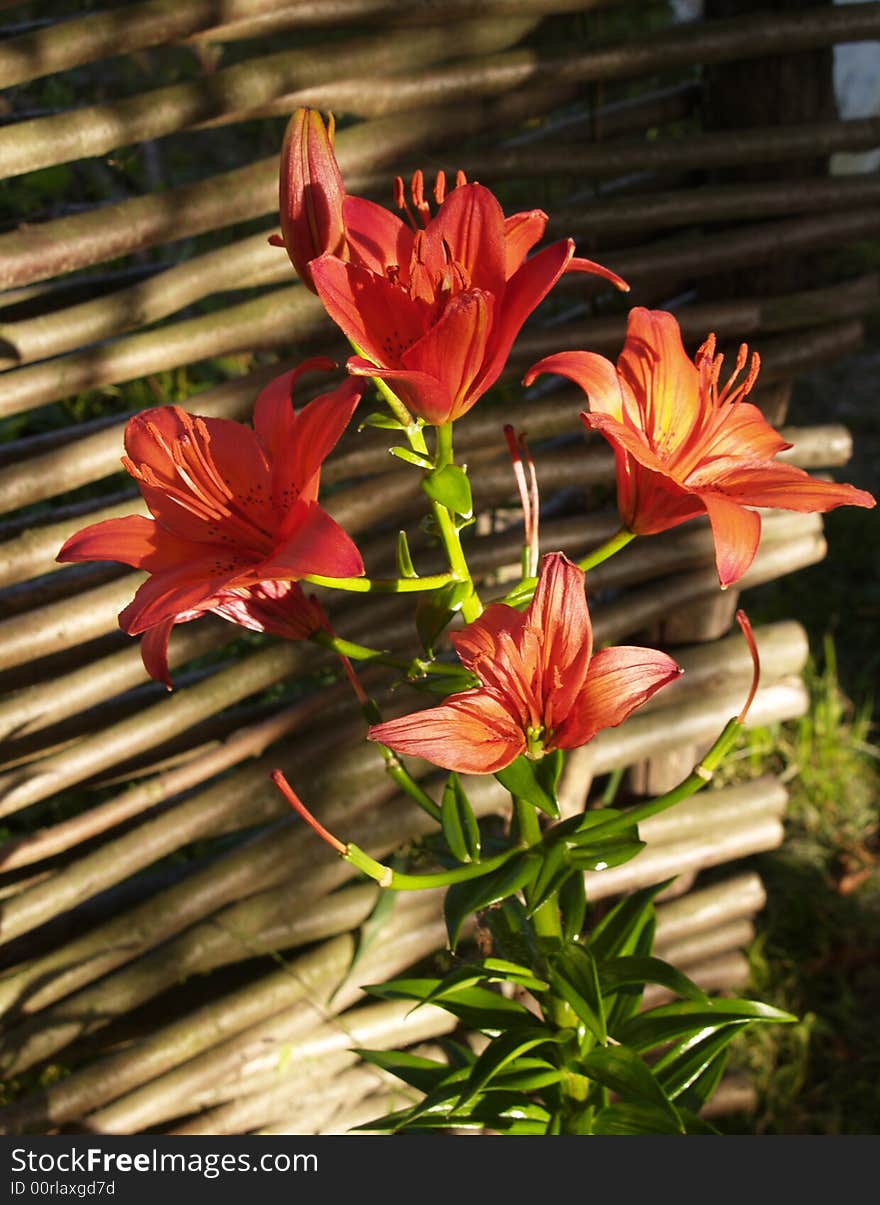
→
(369, 689, 524, 774)
(428, 182, 507, 297)
(556, 645, 682, 749)
(617, 308, 701, 456)
(401, 289, 495, 421)
(140, 616, 178, 690)
(252, 356, 336, 462)
(343, 195, 414, 276)
(280, 377, 363, 505)
(525, 350, 628, 422)
(503, 209, 548, 276)
(347, 356, 455, 427)
(310, 255, 428, 369)
(695, 459, 877, 514)
(695, 490, 763, 588)
(262, 499, 364, 581)
(525, 552, 593, 727)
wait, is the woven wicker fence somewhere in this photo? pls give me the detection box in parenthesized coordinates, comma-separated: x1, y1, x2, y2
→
(0, 0, 876, 1133)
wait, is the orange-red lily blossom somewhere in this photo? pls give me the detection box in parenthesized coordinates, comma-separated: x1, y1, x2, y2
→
(368, 552, 681, 774)
(57, 360, 364, 687)
(525, 308, 876, 587)
(274, 107, 628, 426)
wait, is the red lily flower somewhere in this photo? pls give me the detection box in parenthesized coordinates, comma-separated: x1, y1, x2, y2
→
(525, 308, 876, 587)
(368, 552, 681, 774)
(275, 107, 628, 426)
(57, 360, 364, 687)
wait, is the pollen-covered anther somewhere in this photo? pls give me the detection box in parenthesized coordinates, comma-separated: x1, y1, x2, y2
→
(433, 169, 446, 205)
(410, 169, 431, 225)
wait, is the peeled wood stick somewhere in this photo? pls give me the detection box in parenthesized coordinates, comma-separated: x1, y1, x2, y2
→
(189, 0, 622, 43)
(168, 991, 453, 1136)
(655, 919, 756, 974)
(0, 230, 292, 370)
(0, 682, 355, 871)
(0, 619, 232, 744)
(0, 640, 319, 818)
(82, 903, 451, 1134)
(654, 872, 766, 950)
(0, 17, 535, 180)
(0, 0, 335, 89)
(445, 115, 880, 184)
(548, 175, 880, 239)
(180, 998, 447, 1114)
(0, 70, 566, 292)
(246, 1065, 405, 1138)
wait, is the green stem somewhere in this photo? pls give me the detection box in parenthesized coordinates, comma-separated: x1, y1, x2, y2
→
(593, 717, 743, 838)
(344, 841, 518, 891)
(430, 422, 483, 623)
(499, 528, 637, 608)
(303, 571, 456, 594)
(577, 527, 635, 573)
(376, 746, 443, 824)
(311, 630, 475, 683)
(514, 797, 562, 942)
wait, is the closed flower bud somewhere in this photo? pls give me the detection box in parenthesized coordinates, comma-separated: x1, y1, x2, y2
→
(278, 108, 346, 292)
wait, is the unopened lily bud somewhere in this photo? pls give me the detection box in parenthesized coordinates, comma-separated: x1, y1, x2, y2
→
(278, 108, 346, 292)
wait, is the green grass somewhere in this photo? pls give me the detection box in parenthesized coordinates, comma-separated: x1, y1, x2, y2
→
(716, 641, 880, 1134)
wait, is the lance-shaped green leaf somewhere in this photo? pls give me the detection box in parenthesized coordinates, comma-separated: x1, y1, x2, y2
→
(422, 463, 473, 518)
(495, 753, 561, 818)
(550, 944, 606, 1045)
(592, 1101, 685, 1136)
(444, 852, 541, 949)
(390, 445, 433, 468)
(353, 1048, 451, 1094)
(359, 410, 407, 431)
(598, 956, 709, 1005)
(587, 880, 670, 962)
(526, 840, 576, 917)
(653, 1026, 743, 1101)
(362, 977, 533, 1031)
(615, 997, 798, 1053)
(396, 529, 417, 577)
(441, 772, 481, 863)
(568, 837, 645, 871)
(581, 1046, 683, 1133)
(418, 959, 548, 1011)
(559, 871, 587, 943)
(461, 1027, 567, 1108)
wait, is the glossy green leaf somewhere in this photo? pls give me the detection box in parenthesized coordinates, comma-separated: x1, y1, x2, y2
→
(422, 463, 473, 517)
(441, 772, 481, 863)
(495, 755, 560, 818)
(559, 871, 587, 943)
(353, 1047, 449, 1094)
(390, 445, 432, 468)
(396, 530, 417, 578)
(550, 945, 606, 1044)
(599, 956, 709, 1005)
(526, 840, 574, 916)
(418, 959, 547, 1010)
(569, 838, 645, 871)
(444, 852, 541, 949)
(679, 1108, 721, 1135)
(415, 579, 473, 654)
(463, 1028, 565, 1107)
(358, 410, 406, 431)
(592, 1101, 684, 1135)
(581, 1046, 683, 1132)
(615, 997, 798, 1053)
(588, 880, 669, 962)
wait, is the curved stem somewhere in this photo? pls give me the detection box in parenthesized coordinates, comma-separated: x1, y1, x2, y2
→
(514, 797, 561, 942)
(345, 841, 518, 891)
(431, 421, 483, 623)
(302, 571, 457, 594)
(311, 630, 475, 682)
(577, 527, 635, 573)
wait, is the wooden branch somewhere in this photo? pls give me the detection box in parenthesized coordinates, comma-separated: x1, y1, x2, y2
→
(0, 16, 535, 179)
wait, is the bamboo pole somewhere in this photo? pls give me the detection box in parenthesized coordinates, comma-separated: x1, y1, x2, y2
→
(653, 872, 767, 950)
